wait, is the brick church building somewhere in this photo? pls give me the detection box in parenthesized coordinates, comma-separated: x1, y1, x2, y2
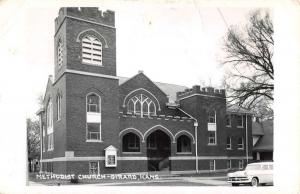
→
(37, 7, 253, 175)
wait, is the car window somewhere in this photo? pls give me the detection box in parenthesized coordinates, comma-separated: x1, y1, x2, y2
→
(246, 164, 261, 170)
(262, 165, 268, 170)
(269, 164, 273, 170)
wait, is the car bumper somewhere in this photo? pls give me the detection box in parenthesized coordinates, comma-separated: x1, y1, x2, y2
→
(227, 177, 251, 184)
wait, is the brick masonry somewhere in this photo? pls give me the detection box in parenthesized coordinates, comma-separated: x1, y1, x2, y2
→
(38, 7, 253, 176)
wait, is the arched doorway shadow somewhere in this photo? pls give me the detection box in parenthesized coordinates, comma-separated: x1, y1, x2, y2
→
(146, 130, 171, 171)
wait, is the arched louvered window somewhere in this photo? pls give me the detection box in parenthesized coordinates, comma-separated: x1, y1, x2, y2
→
(82, 35, 102, 66)
(57, 39, 63, 68)
(127, 94, 156, 116)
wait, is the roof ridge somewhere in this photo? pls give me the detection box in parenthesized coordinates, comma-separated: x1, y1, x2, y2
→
(118, 75, 188, 88)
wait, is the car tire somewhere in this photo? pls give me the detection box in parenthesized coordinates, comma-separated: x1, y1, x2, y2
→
(232, 183, 239, 186)
(250, 177, 259, 187)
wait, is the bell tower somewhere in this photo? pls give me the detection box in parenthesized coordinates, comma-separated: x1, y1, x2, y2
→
(54, 7, 116, 81)
(51, 7, 120, 175)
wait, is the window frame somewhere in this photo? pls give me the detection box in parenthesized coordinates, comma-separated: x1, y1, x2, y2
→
(57, 39, 63, 68)
(56, 94, 61, 121)
(226, 114, 231, 127)
(238, 160, 244, 169)
(176, 135, 192, 154)
(209, 160, 216, 171)
(81, 35, 103, 66)
(122, 133, 141, 153)
(42, 126, 46, 152)
(127, 94, 156, 116)
(226, 137, 232, 150)
(207, 110, 216, 123)
(46, 100, 53, 130)
(227, 160, 231, 169)
(86, 123, 101, 141)
(87, 93, 100, 113)
(237, 114, 244, 128)
(208, 131, 217, 145)
(47, 133, 54, 151)
(89, 161, 100, 175)
(86, 93, 102, 142)
(237, 137, 244, 150)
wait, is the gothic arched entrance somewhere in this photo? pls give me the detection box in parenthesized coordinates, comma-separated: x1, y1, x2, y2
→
(146, 130, 171, 171)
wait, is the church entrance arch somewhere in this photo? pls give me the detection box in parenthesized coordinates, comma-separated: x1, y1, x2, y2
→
(146, 130, 171, 171)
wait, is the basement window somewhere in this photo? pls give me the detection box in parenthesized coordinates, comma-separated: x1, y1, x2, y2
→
(89, 161, 99, 175)
(209, 160, 216, 171)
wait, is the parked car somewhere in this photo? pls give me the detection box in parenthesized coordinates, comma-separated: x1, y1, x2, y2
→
(227, 162, 273, 186)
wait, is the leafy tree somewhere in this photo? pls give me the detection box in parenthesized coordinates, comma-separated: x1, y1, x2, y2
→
(27, 118, 40, 160)
(222, 10, 273, 119)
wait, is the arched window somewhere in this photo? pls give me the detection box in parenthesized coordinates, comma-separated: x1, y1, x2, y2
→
(46, 100, 54, 151)
(57, 39, 63, 68)
(177, 135, 191, 153)
(46, 100, 53, 130)
(82, 35, 102, 66)
(87, 93, 100, 113)
(127, 99, 134, 113)
(127, 94, 156, 116)
(122, 133, 140, 152)
(86, 93, 101, 141)
(238, 137, 244, 149)
(56, 94, 61, 121)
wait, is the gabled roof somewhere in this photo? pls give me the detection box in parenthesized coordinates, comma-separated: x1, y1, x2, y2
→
(253, 119, 273, 152)
(43, 75, 54, 103)
(118, 76, 188, 102)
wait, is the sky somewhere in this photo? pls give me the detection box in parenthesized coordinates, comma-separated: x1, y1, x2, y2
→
(0, 0, 257, 119)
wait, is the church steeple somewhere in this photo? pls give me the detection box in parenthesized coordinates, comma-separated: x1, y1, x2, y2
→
(53, 7, 116, 81)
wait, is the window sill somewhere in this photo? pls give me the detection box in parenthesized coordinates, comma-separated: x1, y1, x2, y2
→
(237, 126, 244, 128)
(122, 152, 141, 154)
(47, 149, 54, 152)
(176, 152, 192, 155)
(106, 165, 117, 168)
(238, 148, 244, 150)
(86, 140, 103, 143)
(207, 143, 217, 146)
(226, 125, 231, 127)
(226, 148, 232, 150)
(82, 61, 103, 67)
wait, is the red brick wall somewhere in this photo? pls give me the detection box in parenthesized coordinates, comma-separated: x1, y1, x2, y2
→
(65, 73, 120, 156)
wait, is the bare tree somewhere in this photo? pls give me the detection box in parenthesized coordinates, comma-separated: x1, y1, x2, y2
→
(222, 9, 273, 119)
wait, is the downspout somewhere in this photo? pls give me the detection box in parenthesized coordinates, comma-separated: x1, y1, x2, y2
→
(245, 114, 249, 164)
(39, 114, 43, 172)
(178, 108, 198, 173)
